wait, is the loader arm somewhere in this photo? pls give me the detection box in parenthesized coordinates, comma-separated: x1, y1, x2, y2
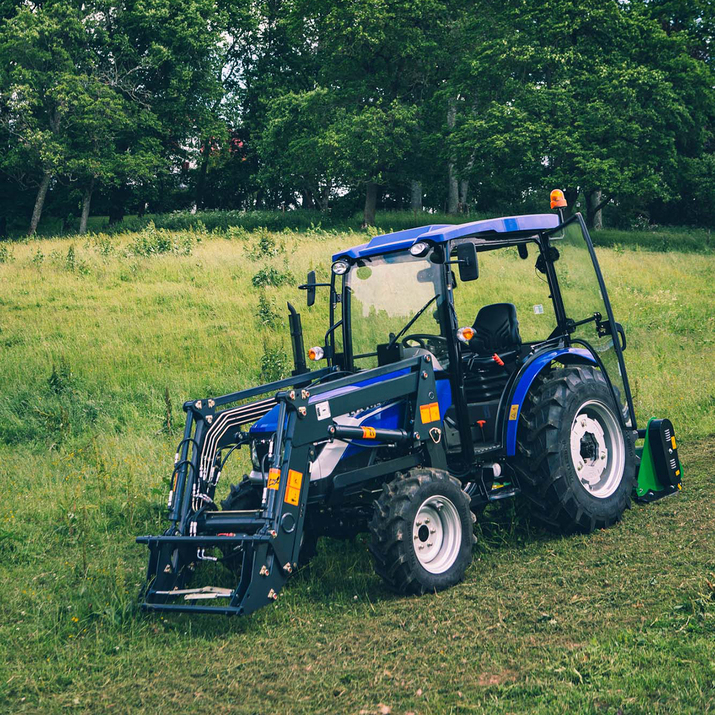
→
(137, 354, 447, 616)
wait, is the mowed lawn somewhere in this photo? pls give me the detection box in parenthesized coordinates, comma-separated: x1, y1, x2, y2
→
(0, 226, 713, 714)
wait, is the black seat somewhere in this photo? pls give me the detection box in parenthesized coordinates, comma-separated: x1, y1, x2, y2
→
(471, 303, 522, 356)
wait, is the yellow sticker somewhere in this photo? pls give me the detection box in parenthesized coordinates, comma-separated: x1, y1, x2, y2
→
(362, 426, 376, 439)
(284, 469, 303, 506)
(267, 468, 281, 490)
(509, 404, 519, 421)
(420, 402, 440, 424)
(671, 436, 677, 450)
(430, 403, 441, 422)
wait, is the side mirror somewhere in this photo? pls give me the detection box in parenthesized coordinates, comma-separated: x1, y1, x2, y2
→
(306, 270, 316, 307)
(456, 242, 479, 282)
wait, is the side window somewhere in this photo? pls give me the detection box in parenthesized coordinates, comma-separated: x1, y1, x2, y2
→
(452, 243, 557, 344)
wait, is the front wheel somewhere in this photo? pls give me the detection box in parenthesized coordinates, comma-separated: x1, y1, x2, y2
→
(514, 366, 636, 533)
(369, 468, 475, 595)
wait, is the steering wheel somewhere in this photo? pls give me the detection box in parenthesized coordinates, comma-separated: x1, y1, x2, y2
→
(401, 334, 448, 350)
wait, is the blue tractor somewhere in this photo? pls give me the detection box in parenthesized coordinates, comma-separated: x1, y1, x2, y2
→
(137, 193, 681, 616)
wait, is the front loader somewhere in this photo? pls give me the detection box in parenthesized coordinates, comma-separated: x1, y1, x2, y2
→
(138, 190, 681, 616)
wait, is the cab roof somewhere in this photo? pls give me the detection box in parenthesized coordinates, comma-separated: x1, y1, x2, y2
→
(333, 213, 560, 261)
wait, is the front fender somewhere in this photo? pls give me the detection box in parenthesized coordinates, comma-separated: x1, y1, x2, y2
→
(504, 348, 596, 456)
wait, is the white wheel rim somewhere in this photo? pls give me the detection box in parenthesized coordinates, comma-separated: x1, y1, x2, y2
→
(413, 495, 462, 574)
(569, 399, 625, 499)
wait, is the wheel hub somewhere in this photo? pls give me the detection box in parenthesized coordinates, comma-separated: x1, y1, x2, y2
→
(569, 400, 625, 499)
(412, 496, 461, 574)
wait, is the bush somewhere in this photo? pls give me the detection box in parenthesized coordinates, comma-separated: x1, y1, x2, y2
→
(128, 221, 193, 257)
(252, 266, 293, 287)
(255, 292, 281, 328)
(247, 230, 285, 259)
(0, 244, 13, 263)
(259, 343, 289, 382)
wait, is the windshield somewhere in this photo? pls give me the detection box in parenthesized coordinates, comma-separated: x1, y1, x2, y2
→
(345, 252, 445, 368)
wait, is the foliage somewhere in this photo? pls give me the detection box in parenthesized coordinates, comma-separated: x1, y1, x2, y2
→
(252, 265, 293, 288)
(128, 222, 194, 257)
(0, 0, 713, 232)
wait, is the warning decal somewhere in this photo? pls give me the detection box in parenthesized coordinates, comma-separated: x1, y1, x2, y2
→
(284, 469, 303, 506)
(267, 468, 281, 490)
(419, 402, 441, 424)
(509, 404, 519, 421)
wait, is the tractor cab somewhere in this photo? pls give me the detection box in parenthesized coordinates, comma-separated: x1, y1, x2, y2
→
(302, 210, 636, 471)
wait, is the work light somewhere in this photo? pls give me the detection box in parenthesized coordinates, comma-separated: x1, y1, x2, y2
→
(409, 241, 430, 257)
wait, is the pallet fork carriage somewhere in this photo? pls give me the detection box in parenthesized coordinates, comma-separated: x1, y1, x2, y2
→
(137, 194, 682, 617)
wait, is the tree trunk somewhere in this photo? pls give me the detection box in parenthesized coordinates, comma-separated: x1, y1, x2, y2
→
(108, 184, 126, 226)
(79, 178, 95, 235)
(317, 182, 331, 212)
(459, 179, 469, 214)
(301, 190, 315, 209)
(586, 189, 604, 229)
(195, 138, 211, 210)
(564, 187, 579, 217)
(363, 182, 378, 226)
(410, 180, 422, 213)
(28, 171, 51, 236)
(447, 99, 458, 214)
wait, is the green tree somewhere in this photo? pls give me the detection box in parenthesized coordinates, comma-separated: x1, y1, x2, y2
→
(450, 0, 715, 227)
(257, 0, 449, 223)
(0, 3, 90, 234)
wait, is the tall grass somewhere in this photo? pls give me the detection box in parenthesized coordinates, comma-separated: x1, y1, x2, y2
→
(0, 226, 713, 713)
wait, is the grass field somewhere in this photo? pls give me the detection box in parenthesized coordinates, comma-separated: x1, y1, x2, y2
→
(0, 223, 713, 713)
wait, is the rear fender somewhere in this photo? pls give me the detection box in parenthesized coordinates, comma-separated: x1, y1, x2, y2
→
(504, 348, 596, 456)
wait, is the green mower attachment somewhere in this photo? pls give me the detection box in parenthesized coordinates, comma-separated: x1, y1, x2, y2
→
(635, 418, 682, 502)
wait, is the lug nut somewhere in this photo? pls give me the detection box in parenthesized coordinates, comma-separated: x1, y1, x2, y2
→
(430, 528, 436, 534)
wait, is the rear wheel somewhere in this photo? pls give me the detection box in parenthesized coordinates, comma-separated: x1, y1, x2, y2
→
(514, 366, 635, 533)
(369, 468, 475, 595)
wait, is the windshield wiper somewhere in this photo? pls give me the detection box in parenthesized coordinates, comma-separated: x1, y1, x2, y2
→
(387, 295, 438, 350)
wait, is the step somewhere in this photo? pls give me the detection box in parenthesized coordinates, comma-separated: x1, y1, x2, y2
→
(474, 442, 500, 456)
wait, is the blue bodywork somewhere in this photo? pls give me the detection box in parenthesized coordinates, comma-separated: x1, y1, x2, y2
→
(252, 347, 595, 473)
(334, 214, 559, 261)
(251, 368, 453, 441)
(505, 348, 596, 456)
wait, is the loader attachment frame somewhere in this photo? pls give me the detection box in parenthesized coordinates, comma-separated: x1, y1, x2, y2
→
(137, 353, 447, 616)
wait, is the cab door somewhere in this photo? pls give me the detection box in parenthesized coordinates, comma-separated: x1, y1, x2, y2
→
(546, 214, 636, 428)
